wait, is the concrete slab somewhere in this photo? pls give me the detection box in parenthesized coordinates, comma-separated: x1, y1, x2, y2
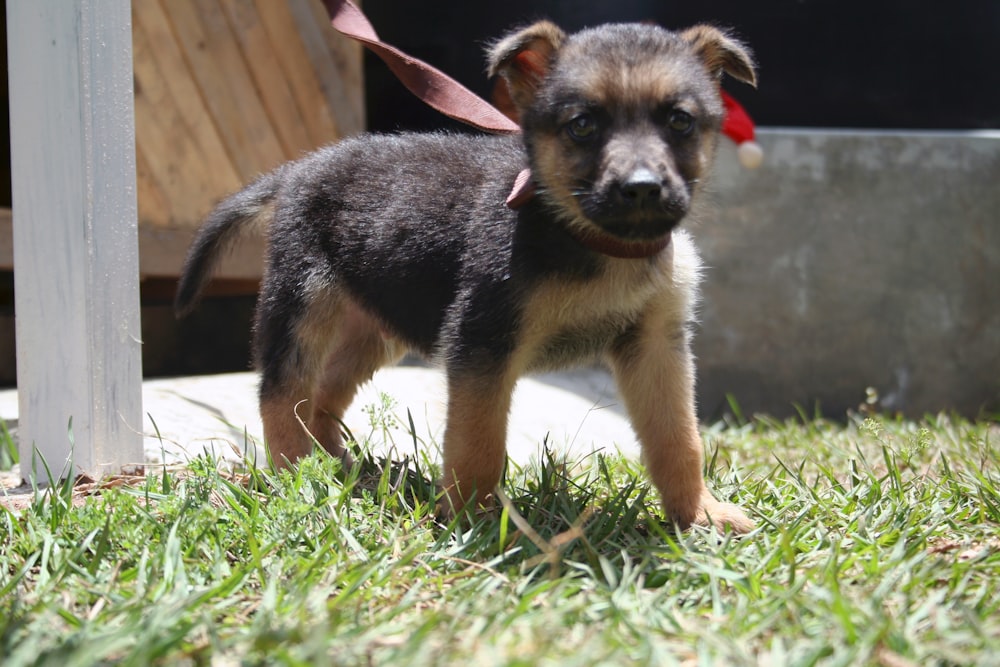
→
(695, 129, 1000, 418)
(0, 362, 639, 475)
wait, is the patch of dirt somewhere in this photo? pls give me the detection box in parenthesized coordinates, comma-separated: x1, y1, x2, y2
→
(927, 537, 1000, 562)
(0, 467, 154, 514)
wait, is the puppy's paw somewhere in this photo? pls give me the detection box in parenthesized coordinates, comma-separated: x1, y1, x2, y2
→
(436, 487, 498, 524)
(690, 494, 755, 534)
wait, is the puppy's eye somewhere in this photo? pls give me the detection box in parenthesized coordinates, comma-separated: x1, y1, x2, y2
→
(667, 110, 695, 135)
(566, 114, 598, 142)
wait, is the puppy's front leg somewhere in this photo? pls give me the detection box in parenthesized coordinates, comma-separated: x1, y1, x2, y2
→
(441, 369, 516, 514)
(610, 320, 754, 533)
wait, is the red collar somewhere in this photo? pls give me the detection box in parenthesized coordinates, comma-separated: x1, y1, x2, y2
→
(568, 227, 672, 259)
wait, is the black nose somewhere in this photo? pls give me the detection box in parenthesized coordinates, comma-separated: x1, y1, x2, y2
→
(619, 168, 662, 208)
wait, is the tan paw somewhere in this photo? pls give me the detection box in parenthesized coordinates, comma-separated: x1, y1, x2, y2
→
(690, 495, 755, 534)
(436, 484, 497, 523)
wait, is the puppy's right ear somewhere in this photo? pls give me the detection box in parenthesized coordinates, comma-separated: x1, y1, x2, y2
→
(487, 21, 566, 113)
(680, 25, 757, 88)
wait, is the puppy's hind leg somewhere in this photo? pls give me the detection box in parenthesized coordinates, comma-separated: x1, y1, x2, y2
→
(255, 281, 372, 469)
(308, 298, 407, 461)
(609, 317, 754, 533)
(255, 294, 325, 469)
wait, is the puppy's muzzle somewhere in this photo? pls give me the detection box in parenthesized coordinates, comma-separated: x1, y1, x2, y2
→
(584, 167, 688, 240)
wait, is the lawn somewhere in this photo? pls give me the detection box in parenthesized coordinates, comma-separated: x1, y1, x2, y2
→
(1, 407, 998, 666)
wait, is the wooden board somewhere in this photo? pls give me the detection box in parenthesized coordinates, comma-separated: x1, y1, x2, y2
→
(136, 0, 363, 279)
(7, 0, 143, 480)
(2, 0, 364, 281)
(0, 208, 266, 281)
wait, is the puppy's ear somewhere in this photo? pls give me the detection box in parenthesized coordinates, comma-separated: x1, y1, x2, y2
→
(680, 25, 757, 88)
(487, 21, 566, 112)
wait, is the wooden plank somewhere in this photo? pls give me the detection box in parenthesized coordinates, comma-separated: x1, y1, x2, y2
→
(7, 0, 143, 482)
(290, 0, 365, 138)
(0, 212, 266, 283)
(133, 0, 241, 213)
(134, 149, 171, 231)
(126, 0, 365, 278)
(253, 0, 341, 147)
(161, 0, 286, 181)
(140, 276, 261, 302)
(133, 16, 226, 227)
(219, 0, 313, 156)
(137, 224, 266, 282)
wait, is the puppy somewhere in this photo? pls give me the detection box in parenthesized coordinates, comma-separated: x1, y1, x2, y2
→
(175, 21, 757, 532)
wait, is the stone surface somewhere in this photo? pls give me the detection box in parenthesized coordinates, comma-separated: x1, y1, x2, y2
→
(692, 129, 1000, 418)
(0, 363, 639, 485)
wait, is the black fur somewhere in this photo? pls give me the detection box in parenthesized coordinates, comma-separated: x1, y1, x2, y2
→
(242, 133, 604, 386)
(174, 168, 285, 317)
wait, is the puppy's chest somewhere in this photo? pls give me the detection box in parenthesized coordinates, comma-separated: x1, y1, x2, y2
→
(518, 260, 667, 370)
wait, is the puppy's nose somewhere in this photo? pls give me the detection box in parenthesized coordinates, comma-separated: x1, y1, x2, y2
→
(620, 168, 662, 207)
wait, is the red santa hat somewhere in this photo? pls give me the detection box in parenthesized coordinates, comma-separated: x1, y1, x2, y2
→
(721, 90, 763, 169)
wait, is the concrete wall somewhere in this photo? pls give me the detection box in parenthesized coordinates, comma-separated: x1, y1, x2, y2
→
(692, 129, 1000, 419)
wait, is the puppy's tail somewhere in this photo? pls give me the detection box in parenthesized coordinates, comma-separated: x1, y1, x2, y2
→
(174, 168, 284, 318)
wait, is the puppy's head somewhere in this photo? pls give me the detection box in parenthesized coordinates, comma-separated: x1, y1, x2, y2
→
(489, 22, 756, 251)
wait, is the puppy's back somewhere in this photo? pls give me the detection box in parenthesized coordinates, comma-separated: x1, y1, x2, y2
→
(266, 132, 528, 354)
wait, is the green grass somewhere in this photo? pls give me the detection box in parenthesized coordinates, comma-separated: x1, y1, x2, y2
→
(1, 409, 998, 666)
(1, 419, 17, 470)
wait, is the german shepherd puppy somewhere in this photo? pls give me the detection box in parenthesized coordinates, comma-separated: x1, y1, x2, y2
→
(175, 21, 757, 532)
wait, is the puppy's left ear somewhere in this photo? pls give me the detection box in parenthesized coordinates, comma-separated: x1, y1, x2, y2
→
(681, 25, 757, 88)
(487, 21, 567, 113)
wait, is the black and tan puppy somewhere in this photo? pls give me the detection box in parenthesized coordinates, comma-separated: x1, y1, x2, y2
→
(176, 21, 757, 532)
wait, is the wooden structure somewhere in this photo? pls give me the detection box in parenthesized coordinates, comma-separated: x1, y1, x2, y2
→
(3, 0, 365, 285)
(8, 0, 144, 482)
(5, 0, 365, 482)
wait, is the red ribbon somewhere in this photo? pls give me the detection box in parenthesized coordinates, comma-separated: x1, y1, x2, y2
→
(322, 0, 519, 135)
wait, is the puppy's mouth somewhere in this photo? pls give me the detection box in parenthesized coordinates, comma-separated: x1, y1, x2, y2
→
(586, 213, 681, 240)
(566, 224, 673, 259)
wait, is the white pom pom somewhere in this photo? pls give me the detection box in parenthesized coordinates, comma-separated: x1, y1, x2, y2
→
(737, 140, 764, 169)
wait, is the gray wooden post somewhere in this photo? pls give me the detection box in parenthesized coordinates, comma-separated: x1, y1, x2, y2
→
(7, 0, 144, 483)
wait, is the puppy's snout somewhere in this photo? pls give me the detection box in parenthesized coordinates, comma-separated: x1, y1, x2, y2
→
(619, 168, 662, 208)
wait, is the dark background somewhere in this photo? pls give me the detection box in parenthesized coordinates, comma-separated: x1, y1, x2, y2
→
(362, 0, 999, 133)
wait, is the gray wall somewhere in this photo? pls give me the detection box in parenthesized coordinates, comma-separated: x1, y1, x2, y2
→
(692, 129, 1000, 419)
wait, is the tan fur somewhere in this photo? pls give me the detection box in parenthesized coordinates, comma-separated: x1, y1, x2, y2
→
(568, 56, 694, 113)
(260, 395, 314, 468)
(515, 250, 677, 366)
(265, 287, 407, 468)
(606, 235, 753, 531)
(441, 371, 518, 510)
